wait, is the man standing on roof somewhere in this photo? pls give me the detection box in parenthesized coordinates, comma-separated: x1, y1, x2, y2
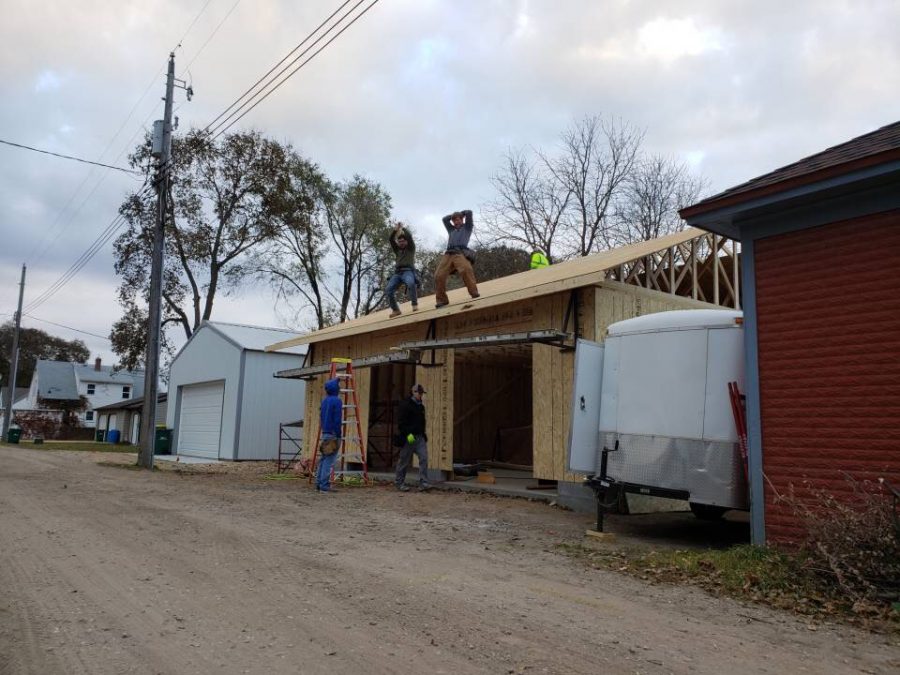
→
(385, 222, 418, 318)
(434, 209, 479, 308)
(395, 384, 431, 492)
(316, 378, 342, 493)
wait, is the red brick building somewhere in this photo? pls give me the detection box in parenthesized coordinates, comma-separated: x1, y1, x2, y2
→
(681, 122, 900, 544)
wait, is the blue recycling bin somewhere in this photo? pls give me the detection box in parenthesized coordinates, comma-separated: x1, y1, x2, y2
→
(107, 429, 121, 444)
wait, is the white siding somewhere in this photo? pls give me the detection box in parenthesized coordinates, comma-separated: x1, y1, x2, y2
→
(166, 327, 241, 460)
(234, 351, 306, 460)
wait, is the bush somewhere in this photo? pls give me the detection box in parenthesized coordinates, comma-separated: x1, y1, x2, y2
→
(790, 477, 900, 606)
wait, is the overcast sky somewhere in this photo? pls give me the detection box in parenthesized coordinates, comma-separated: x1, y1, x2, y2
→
(1, 0, 898, 369)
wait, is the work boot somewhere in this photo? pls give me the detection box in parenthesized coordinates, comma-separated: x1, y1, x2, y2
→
(396, 484, 410, 492)
(389, 309, 402, 318)
(418, 482, 432, 492)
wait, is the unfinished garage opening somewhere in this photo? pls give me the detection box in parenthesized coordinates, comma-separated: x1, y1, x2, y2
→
(367, 362, 416, 470)
(453, 344, 533, 470)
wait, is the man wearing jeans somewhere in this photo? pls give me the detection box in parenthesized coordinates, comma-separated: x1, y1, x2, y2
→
(395, 384, 430, 492)
(386, 223, 418, 318)
(316, 378, 342, 492)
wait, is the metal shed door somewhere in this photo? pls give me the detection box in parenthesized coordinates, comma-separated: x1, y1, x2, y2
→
(177, 382, 225, 459)
(567, 339, 604, 473)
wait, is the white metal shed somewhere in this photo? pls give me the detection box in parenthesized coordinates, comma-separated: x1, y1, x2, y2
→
(166, 321, 307, 461)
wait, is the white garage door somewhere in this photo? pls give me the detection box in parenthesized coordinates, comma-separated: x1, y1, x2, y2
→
(177, 382, 225, 459)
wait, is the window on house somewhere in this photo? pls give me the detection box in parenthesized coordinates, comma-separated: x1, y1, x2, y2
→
(122, 386, 131, 399)
(85, 411, 94, 422)
(87, 384, 96, 395)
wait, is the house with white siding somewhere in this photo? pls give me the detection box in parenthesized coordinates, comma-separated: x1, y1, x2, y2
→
(18, 358, 145, 428)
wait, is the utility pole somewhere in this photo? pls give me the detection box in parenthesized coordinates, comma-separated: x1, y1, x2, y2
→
(137, 53, 193, 469)
(2, 264, 26, 442)
(138, 53, 176, 469)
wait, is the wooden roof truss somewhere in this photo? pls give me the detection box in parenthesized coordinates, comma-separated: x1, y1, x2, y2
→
(604, 232, 741, 309)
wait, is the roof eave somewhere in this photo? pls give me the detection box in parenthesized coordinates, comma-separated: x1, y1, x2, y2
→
(682, 158, 900, 239)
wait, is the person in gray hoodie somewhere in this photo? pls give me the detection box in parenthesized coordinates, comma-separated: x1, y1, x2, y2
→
(434, 209, 479, 308)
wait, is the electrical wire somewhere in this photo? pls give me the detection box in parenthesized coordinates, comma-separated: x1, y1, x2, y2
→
(180, 0, 242, 74)
(23, 0, 215, 269)
(174, 0, 217, 51)
(209, 0, 379, 139)
(23, 314, 112, 341)
(203, 0, 354, 134)
(0, 139, 143, 175)
(24, 184, 155, 314)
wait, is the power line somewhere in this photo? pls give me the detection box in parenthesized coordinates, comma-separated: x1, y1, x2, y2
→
(174, 0, 217, 51)
(23, 100, 161, 268)
(23, 183, 154, 314)
(203, 0, 353, 133)
(180, 0, 242, 73)
(23, 214, 127, 314)
(0, 138, 143, 175)
(23, 314, 111, 341)
(23, 0, 215, 268)
(209, 0, 379, 138)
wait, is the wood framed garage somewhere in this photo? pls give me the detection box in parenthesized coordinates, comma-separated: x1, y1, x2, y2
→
(268, 228, 740, 488)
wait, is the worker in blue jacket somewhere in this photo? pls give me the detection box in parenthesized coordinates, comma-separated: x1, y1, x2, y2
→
(316, 378, 343, 492)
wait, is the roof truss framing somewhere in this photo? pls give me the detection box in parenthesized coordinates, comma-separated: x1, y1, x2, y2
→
(605, 232, 741, 309)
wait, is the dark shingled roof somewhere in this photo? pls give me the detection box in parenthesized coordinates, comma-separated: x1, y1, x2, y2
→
(682, 120, 900, 217)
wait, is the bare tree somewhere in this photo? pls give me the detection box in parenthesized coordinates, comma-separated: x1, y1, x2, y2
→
(481, 150, 571, 262)
(482, 115, 644, 260)
(612, 155, 707, 246)
(482, 116, 707, 260)
(549, 115, 643, 255)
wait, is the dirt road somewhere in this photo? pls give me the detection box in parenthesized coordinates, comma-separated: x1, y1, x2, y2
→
(0, 448, 896, 674)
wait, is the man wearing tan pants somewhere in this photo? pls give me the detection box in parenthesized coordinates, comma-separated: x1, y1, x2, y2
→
(434, 209, 480, 308)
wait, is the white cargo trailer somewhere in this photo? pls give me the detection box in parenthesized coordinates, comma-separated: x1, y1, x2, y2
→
(568, 309, 748, 528)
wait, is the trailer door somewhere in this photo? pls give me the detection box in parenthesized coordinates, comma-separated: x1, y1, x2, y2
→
(567, 339, 604, 473)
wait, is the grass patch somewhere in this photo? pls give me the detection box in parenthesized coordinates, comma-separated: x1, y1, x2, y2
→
(558, 543, 899, 631)
(1, 440, 135, 453)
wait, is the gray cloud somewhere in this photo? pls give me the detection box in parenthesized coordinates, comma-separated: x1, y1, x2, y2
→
(2, 0, 897, 361)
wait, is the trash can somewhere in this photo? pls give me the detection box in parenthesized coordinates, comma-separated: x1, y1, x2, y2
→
(107, 429, 121, 444)
(154, 428, 172, 455)
(95, 429, 105, 442)
(6, 426, 21, 444)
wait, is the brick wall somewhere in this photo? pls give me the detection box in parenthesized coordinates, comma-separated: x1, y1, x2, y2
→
(754, 210, 900, 544)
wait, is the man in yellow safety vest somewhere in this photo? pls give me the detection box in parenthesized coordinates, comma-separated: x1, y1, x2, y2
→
(530, 249, 549, 270)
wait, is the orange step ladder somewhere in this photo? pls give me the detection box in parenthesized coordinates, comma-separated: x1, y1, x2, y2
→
(309, 358, 369, 486)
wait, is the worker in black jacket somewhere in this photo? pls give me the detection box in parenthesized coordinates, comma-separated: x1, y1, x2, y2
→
(395, 383, 431, 491)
